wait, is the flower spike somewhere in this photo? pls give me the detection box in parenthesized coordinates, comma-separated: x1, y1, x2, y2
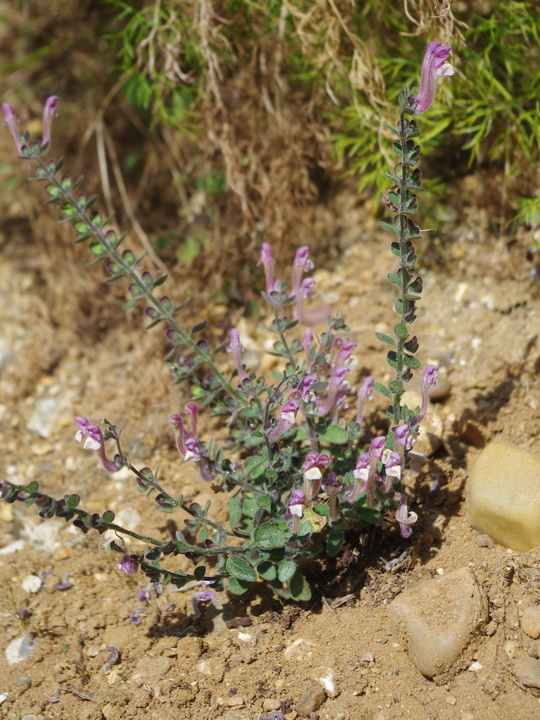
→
(414, 41, 455, 115)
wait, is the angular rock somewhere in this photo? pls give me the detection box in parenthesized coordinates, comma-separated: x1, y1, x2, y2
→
(388, 567, 487, 678)
(295, 685, 327, 716)
(513, 657, 540, 689)
(468, 440, 540, 551)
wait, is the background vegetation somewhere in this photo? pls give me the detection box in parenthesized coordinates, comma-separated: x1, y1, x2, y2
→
(2, 0, 539, 278)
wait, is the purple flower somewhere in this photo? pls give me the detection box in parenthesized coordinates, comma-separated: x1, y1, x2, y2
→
(303, 452, 330, 500)
(2, 103, 23, 153)
(415, 365, 438, 424)
(322, 472, 341, 522)
(348, 436, 387, 503)
(268, 398, 299, 439)
(226, 328, 247, 382)
(291, 247, 313, 297)
(74, 417, 118, 473)
(298, 375, 316, 403)
(137, 588, 151, 603)
(295, 276, 316, 320)
(413, 42, 455, 115)
(192, 590, 215, 620)
(303, 328, 314, 372)
(394, 493, 418, 538)
(317, 366, 349, 417)
(104, 645, 120, 674)
(287, 489, 306, 533)
(116, 554, 137, 575)
(42, 96, 58, 147)
(258, 243, 275, 294)
(356, 376, 374, 426)
(380, 450, 403, 492)
(170, 405, 201, 462)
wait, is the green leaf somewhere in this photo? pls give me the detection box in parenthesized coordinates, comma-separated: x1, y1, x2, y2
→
(297, 520, 313, 537)
(228, 577, 249, 595)
(320, 424, 348, 445)
(256, 494, 272, 509)
(226, 555, 257, 583)
(378, 221, 398, 236)
(245, 455, 267, 481)
(191, 320, 207, 335)
(327, 528, 344, 557)
(101, 510, 115, 523)
(257, 561, 277, 581)
(313, 503, 330, 517)
(386, 351, 398, 370)
(375, 332, 395, 347)
(66, 494, 80, 508)
(194, 566, 207, 581)
(373, 382, 392, 400)
(253, 522, 288, 545)
(394, 323, 408, 339)
(388, 379, 403, 394)
(403, 354, 421, 369)
(278, 559, 297, 583)
(288, 569, 311, 601)
(229, 493, 242, 530)
(387, 273, 402, 288)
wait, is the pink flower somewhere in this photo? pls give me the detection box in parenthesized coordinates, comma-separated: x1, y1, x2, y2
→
(42, 96, 58, 147)
(117, 555, 137, 575)
(303, 452, 330, 500)
(74, 417, 118, 473)
(394, 493, 418, 538)
(356, 376, 374, 426)
(226, 328, 247, 383)
(414, 42, 455, 115)
(415, 365, 438, 424)
(169, 403, 201, 462)
(268, 399, 299, 439)
(347, 436, 387, 503)
(258, 243, 275, 294)
(2, 103, 22, 154)
(287, 489, 306, 533)
(303, 328, 314, 372)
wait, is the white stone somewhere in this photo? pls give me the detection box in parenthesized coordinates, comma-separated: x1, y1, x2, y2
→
(468, 440, 540, 551)
(21, 575, 42, 593)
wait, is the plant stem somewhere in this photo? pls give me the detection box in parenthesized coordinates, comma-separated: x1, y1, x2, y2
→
(36, 156, 247, 407)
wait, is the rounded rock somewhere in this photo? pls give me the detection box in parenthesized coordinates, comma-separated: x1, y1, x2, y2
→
(521, 606, 540, 639)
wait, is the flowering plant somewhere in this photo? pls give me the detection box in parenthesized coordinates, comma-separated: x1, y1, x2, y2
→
(0, 42, 453, 601)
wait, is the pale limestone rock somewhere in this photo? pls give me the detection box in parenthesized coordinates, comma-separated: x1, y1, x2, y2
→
(521, 606, 540, 639)
(467, 440, 540, 551)
(388, 567, 487, 678)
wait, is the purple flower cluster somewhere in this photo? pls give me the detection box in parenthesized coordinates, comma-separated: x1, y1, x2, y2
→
(259, 244, 315, 320)
(3, 96, 58, 154)
(169, 403, 214, 482)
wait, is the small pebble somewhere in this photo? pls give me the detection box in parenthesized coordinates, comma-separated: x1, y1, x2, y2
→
(475, 534, 494, 549)
(21, 576, 41, 594)
(226, 696, 245, 707)
(445, 695, 457, 706)
(13, 676, 31, 689)
(85, 646, 100, 658)
(521, 606, 540, 639)
(295, 685, 326, 717)
(262, 699, 281, 712)
(504, 641, 520, 660)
